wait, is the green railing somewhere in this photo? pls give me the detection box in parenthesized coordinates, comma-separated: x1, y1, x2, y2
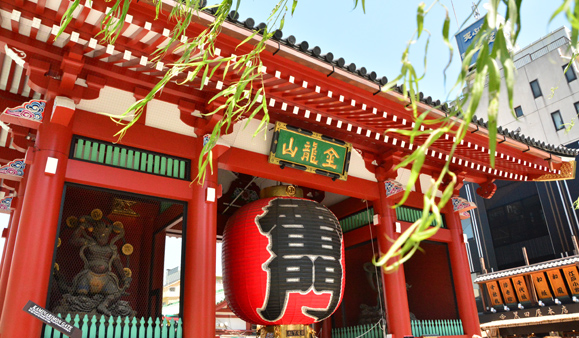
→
(411, 319, 463, 336)
(71, 136, 191, 180)
(339, 208, 374, 233)
(396, 206, 446, 228)
(332, 323, 384, 338)
(42, 314, 183, 338)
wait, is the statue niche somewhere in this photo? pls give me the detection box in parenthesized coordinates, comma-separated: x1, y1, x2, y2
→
(53, 209, 135, 317)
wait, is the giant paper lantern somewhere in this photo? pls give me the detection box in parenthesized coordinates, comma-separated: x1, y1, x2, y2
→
(222, 190, 345, 325)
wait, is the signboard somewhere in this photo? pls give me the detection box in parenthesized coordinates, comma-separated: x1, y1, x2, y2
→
(269, 122, 352, 181)
(511, 276, 531, 303)
(498, 278, 517, 304)
(479, 302, 579, 324)
(23, 300, 82, 338)
(547, 269, 569, 298)
(562, 266, 579, 295)
(486, 281, 503, 306)
(455, 16, 495, 67)
(531, 272, 553, 299)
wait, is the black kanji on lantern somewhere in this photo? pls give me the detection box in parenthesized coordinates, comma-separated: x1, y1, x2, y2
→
(256, 198, 344, 322)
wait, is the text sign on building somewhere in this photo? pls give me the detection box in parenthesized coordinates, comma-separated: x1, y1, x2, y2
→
(511, 276, 531, 303)
(486, 281, 503, 306)
(455, 16, 495, 67)
(498, 278, 517, 304)
(269, 122, 352, 181)
(23, 300, 82, 338)
(562, 266, 579, 295)
(531, 272, 553, 299)
(547, 269, 569, 298)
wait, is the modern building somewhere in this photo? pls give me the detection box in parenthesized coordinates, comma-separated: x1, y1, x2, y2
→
(461, 26, 579, 337)
(0, 2, 575, 338)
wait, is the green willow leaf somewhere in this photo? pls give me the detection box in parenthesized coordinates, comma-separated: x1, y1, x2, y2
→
(417, 2, 426, 38)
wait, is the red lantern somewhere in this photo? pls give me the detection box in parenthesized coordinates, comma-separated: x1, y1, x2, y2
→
(222, 196, 345, 325)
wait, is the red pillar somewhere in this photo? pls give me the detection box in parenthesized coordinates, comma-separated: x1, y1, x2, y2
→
(444, 202, 481, 337)
(374, 181, 412, 338)
(182, 151, 218, 338)
(321, 318, 332, 338)
(0, 174, 28, 317)
(0, 101, 73, 338)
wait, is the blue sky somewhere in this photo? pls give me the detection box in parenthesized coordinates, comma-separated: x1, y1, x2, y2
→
(217, 0, 569, 101)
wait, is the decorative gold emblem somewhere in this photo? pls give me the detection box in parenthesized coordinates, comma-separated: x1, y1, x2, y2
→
(66, 216, 78, 228)
(112, 198, 139, 217)
(123, 268, 132, 278)
(122, 243, 134, 255)
(54, 263, 59, 271)
(286, 185, 296, 197)
(533, 161, 576, 181)
(113, 221, 124, 233)
(91, 209, 103, 220)
(57, 237, 61, 248)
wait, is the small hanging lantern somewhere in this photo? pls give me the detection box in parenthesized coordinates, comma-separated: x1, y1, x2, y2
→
(222, 185, 345, 328)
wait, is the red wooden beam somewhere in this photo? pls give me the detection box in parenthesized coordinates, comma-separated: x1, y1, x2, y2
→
(66, 160, 194, 201)
(218, 147, 380, 200)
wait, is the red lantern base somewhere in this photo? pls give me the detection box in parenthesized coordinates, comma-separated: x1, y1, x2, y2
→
(257, 325, 316, 338)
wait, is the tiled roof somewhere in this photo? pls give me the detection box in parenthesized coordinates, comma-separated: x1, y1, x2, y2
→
(474, 255, 579, 283)
(211, 8, 579, 159)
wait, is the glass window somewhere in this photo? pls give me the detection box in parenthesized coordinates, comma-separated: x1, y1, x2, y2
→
(551, 110, 565, 131)
(530, 80, 542, 98)
(514, 106, 523, 117)
(563, 64, 577, 83)
(574, 101, 579, 115)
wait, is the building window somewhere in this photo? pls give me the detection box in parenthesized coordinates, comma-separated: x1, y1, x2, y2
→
(169, 287, 176, 292)
(530, 80, 542, 98)
(575, 101, 579, 115)
(563, 64, 577, 82)
(514, 106, 523, 117)
(551, 110, 565, 131)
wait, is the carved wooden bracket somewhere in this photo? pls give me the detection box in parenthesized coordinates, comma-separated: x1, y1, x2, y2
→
(439, 171, 466, 196)
(476, 179, 497, 199)
(27, 52, 106, 104)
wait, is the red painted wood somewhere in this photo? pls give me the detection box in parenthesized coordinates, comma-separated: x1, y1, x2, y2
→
(65, 160, 193, 201)
(444, 203, 481, 337)
(343, 226, 374, 249)
(0, 104, 71, 338)
(182, 153, 217, 338)
(218, 147, 380, 201)
(72, 110, 200, 159)
(0, 181, 26, 317)
(373, 181, 412, 338)
(404, 241, 458, 320)
(329, 197, 370, 220)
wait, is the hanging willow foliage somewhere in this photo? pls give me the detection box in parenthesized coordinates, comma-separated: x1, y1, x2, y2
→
(55, 0, 579, 272)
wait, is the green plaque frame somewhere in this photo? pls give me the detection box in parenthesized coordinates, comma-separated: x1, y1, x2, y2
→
(268, 122, 352, 181)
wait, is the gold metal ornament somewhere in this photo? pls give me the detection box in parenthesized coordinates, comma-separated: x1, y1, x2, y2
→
(54, 263, 59, 271)
(123, 268, 132, 278)
(286, 185, 297, 196)
(122, 243, 134, 255)
(57, 238, 61, 248)
(113, 221, 124, 233)
(66, 216, 78, 228)
(260, 185, 303, 199)
(91, 209, 103, 220)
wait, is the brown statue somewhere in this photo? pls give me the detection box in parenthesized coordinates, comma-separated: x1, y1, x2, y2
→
(53, 209, 134, 317)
